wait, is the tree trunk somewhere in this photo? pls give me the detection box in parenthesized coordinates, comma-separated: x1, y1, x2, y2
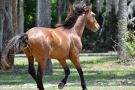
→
(57, 0, 63, 24)
(17, 0, 24, 34)
(12, 0, 18, 34)
(117, 0, 130, 61)
(0, 0, 4, 62)
(37, 0, 51, 26)
(37, 0, 52, 75)
(2, 0, 15, 67)
(0, 12, 3, 61)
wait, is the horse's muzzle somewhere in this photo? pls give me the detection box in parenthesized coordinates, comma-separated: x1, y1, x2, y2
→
(92, 24, 100, 32)
(96, 24, 100, 31)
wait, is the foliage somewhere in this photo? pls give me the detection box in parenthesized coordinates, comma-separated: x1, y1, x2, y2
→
(126, 31, 135, 57)
(24, 0, 67, 28)
(51, 0, 68, 27)
(24, 0, 101, 51)
(82, 29, 98, 51)
(51, 0, 57, 27)
(24, 0, 36, 32)
(23, 0, 135, 53)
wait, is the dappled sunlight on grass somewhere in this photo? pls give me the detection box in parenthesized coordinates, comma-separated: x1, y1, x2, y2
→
(1, 56, 135, 89)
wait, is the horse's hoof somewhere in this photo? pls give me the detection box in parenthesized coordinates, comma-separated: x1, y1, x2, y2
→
(58, 82, 65, 89)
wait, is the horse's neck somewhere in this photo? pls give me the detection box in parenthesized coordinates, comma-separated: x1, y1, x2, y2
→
(73, 14, 86, 37)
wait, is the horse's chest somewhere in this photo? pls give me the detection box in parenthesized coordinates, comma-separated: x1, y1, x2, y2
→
(71, 37, 82, 52)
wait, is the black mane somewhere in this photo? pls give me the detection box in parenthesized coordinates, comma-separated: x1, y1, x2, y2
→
(63, 6, 85, 29)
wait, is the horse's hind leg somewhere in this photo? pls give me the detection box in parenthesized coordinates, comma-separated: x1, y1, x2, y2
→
(24, 49, 38, 87)
(36, 58, 47, 90)
(58, 60, 70, 89)
(28, 57, 38, 87)
(37, 64, 44, 90)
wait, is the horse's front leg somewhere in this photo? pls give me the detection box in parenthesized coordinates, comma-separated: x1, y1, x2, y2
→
(58, 60, 70, 89)
(28, 59, 38, 85)
(69, 51, 87, 90)
(71, 59, 87, 90)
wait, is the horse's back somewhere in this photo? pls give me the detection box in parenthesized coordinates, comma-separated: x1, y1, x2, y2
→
(25, 27, 71, 60)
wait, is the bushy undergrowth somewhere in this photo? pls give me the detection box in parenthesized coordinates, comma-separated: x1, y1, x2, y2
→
(126, 31, 135, 57)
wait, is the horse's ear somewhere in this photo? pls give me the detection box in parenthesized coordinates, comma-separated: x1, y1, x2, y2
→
(89, 4, 92, 10)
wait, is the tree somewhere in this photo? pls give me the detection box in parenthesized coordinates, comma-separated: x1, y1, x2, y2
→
(93, 0, 118, 52)
(2, 0, 15, 67)
(0, 0, 23, 68)
(17, 0, 24, 34)
(11, 0, 24, 35)
(57, 0, 63, 24)
(117, 0, 130, 61)
(12, 0, 18, 34)
(0, 0, 4, 62)
(37, 0, 52, 75)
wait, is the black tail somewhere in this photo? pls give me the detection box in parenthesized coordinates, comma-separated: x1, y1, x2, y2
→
(6, 33, 28, 53)
(1, 33, 28, 69)
(4, 33, 28, 59)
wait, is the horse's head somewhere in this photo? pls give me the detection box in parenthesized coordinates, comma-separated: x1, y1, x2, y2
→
(84, 5, 100, 32)
(66, 1, 100, 32)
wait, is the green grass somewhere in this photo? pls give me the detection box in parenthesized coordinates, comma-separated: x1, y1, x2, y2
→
(1, 56, 135, 90)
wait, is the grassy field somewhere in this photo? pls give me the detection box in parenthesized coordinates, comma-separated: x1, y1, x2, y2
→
(1, 56, 135, 90)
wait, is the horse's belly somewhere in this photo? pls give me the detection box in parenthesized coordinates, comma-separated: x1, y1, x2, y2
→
(49, 49, 69, 60)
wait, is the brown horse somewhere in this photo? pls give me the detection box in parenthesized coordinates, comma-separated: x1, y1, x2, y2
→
(1, 1, 99, 90)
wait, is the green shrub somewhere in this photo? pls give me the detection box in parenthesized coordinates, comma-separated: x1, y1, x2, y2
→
(126, 31, 135, 57)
